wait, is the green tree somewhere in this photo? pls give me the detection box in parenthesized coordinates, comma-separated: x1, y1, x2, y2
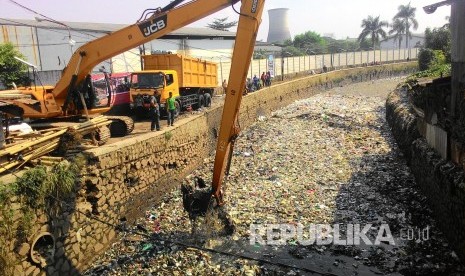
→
(282, 45, 302, 57)
(0, 43, 29, 88)
(358, 15, 388, 62)
(418, 48, 446, 71)
(424, 26, 451, 61)
(357, 37, 372, 51)
(253, 49, 268, 59)
(292, 31, 327, 54)
(344, 39, 362, 51)
(278, 30, 370, 57)
(393, 3, 418, 50)
(358, 15, 388, 48)
(324, 37, 347, 53)
(206, 17, 237, 31)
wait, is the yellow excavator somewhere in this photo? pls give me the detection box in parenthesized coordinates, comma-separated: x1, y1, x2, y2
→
(1, 0, 264, 229)
(0, 0, 262, 143)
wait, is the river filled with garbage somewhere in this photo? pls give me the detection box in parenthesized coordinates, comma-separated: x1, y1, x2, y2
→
(84, 78, 464, 275)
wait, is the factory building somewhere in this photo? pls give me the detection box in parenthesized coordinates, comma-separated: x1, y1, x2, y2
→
(0, 18, 236, 74)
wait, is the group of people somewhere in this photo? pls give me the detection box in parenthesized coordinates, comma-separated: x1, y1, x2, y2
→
(149, 90, 177, 131)
(223, 71, 273, 95)
(247, 71, 272, 94)
(252, 71, 272, 90)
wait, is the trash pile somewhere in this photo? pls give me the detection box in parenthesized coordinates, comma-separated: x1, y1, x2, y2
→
(85, 79, 464, 275)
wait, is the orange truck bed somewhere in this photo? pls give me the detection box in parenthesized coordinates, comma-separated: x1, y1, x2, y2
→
(142, 54, 217, 88)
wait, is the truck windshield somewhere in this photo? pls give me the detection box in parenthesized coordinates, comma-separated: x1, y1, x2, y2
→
(130, 73, 164, 89)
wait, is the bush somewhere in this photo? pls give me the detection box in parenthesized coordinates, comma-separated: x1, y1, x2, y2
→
(405, 63, 451, 85)
(431, 50, 446, 69)
(14, 161, 78, 210)
(15, 166, 48, 207)
(418, 48, 446, 71)
(418, 49, 434, 71)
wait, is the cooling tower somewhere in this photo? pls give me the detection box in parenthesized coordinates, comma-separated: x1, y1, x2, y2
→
(267, 8, 291, 43)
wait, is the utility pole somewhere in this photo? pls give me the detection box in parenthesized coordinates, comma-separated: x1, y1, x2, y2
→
(424, 0, 464, 115)
(281, 47, 285, 81)
(450, 0, 465, 116)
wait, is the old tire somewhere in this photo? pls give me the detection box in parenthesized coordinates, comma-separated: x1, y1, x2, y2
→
(204, 93, 212, 107)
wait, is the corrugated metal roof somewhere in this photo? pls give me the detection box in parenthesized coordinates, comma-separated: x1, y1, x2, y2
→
(0, 18, 236, 38)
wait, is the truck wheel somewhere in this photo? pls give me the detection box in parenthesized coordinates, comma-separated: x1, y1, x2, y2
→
(204, 93, 212, 107)
(197, 94, 205, 109)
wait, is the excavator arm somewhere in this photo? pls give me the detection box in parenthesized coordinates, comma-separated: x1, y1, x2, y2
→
(180, 0, 265, 233)
(211, 0, 265, 206)
(52, 0, 241, 109)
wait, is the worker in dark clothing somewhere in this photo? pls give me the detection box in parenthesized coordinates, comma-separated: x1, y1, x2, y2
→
(265, 71, 272, 87)
(150, 90, 161, 131)
(260, 72, 266, 87)
(252, 74, 260, 91)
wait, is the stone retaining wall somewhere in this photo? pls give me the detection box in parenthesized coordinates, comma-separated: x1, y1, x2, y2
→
(386, 88, 465, 260)
(0, 62, 417, 275)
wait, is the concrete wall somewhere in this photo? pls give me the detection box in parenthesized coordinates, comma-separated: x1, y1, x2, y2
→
(386, 88, 465, 260)
(0, 62, 417, 275)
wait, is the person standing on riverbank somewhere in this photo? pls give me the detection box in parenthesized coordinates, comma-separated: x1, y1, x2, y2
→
(166, 92, 176, 126)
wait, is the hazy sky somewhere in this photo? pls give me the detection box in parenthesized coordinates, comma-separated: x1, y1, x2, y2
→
(1, 0, 451, 41)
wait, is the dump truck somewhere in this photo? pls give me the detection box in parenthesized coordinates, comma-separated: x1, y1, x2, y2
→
(129, 53, 218, 118)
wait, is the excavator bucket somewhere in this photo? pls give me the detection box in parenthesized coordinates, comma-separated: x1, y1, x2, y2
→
(181, 177, 235, 235)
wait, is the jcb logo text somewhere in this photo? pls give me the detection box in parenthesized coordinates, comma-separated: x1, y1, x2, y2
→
(138, 15, 167, 37)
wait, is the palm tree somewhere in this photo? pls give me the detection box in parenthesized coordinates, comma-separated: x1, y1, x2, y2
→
(389, 18, 406, 59)
(358, 15, 388, 62)
(393, 3, 419, 58)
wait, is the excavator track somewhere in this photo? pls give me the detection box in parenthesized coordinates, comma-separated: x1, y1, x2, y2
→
(105, 116, 135, 137)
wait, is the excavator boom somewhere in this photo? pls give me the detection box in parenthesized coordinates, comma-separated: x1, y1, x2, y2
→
(53, 0, 239, 101)
(211, 0, 265, 204)
(181, 0, 265, 234)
